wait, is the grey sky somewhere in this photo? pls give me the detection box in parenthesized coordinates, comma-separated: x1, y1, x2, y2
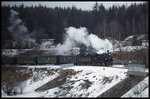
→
(1, 1, 146, 11)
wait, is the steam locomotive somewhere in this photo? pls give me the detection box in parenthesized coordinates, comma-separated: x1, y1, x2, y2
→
(1, 50, 113, 66)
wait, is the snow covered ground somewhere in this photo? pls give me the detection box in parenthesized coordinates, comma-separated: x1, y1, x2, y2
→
(122, 76, 149, 98)
(111, 45, 148, 52)
(2, 65, 149, 98)
(109, 34, 148, 53)
(2, 65, 129, 98)
(1, 49, 32, 57)
(57, 66, 128, 97)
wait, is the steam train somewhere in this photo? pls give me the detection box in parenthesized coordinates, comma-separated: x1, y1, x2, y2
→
(1, 51, 113, 66)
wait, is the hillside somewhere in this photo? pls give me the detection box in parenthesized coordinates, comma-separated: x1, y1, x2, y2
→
(109, 34, 149, 65)
(2, 65, 129, 97)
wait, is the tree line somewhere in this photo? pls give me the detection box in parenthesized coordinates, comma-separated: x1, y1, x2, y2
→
(1, 2, 148, 48)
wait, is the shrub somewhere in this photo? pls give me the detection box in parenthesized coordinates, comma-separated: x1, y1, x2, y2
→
(102, 76, 114, 85)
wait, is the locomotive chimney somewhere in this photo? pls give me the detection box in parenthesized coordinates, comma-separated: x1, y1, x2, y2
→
(107, 50, 109, 54)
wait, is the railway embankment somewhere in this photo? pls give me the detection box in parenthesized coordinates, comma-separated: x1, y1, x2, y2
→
(97, 75, 146, 97)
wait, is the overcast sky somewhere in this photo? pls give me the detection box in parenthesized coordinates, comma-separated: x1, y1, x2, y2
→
(1, 1, 146, 10)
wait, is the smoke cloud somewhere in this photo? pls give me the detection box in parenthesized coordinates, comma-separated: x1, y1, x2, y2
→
(8, 9, 37, 48)
(55, 27, 112, 55)
(7, 9, 112, 53)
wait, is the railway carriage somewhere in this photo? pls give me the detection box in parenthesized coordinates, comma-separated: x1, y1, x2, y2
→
(37, 56, 57, 65)
(76, 56, 92, 65)
(1, 57, 17, 65)
(59, 55, 76, 64)
(17, 57, 36, 65)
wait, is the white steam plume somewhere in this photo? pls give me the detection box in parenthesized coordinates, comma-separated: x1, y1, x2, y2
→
(88, 34, 112, 54)
(55, 27, 112, 55)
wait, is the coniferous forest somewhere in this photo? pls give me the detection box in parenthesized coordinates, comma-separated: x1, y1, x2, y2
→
(1, 2, 148, 49)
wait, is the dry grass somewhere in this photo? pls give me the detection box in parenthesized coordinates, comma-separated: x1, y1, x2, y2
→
(62, 69, 78, 76)
(102, 76, 114, 85)
(2, 66, 32, 83)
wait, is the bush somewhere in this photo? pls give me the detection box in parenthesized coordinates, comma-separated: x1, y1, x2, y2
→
(102, 76, 114, 85)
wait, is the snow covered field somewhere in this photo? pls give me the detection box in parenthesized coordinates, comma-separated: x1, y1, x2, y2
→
(2, 65, 131, 98)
